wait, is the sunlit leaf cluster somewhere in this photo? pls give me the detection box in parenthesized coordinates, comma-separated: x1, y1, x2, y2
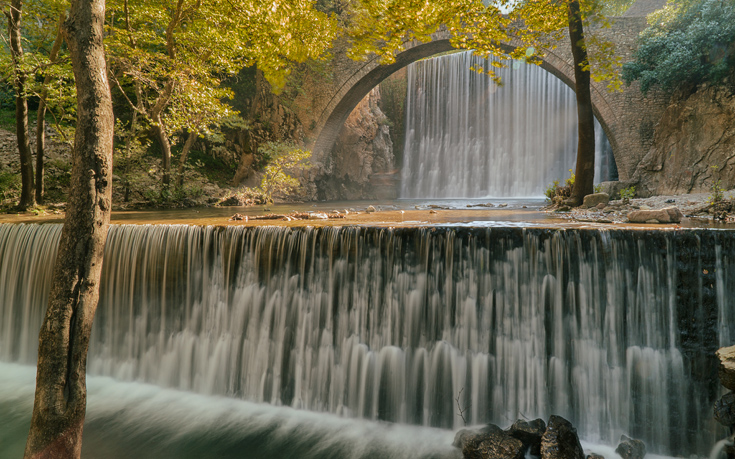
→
(102, 0, 338, 189)
(256, 141, 312, 202)
(344, 0, 620, 88)
(0, 0, 76, 135)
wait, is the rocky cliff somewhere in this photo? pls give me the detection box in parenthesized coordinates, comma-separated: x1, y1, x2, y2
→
(314, 87, 396, 200)
(228, 61, 397, 201)
(633, 85, 735, 196)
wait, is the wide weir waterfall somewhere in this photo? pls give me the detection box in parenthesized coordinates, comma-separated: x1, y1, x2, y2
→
(0, 222, 732, 457)
(401, 51, 616, 199)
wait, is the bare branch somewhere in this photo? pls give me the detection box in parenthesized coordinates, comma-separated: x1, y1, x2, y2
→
(455, 387, 469, 426)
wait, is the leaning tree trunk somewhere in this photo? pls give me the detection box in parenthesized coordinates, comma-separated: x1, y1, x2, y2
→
(152, 118, 172, 187)
(176, 128, 199, 187)
(23, 0, 114, 455)
(149, 80, 174, 188)
(35, 11, 65, 204)
(7, 0, 35, 210)
(567, 0, 595, 207)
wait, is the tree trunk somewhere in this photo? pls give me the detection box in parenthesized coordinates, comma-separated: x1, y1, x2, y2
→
(152, 117, 172, 186)
(150, 80, 174, 188)
(567, 0, 595, 207)
(122, 83, 143, 202)
(35, 103, 46, 204)
(7, 0, 35, 210)
(35, 12, 66, 204)
(23, 0, 114, 456)
(176, 128, 198, 187)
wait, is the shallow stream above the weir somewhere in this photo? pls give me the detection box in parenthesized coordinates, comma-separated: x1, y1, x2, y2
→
(0, 198, 729, 229)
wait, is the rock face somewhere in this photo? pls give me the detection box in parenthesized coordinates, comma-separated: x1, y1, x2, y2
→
(615, 435, 646, 459)
(229, 70, 307, 187)
(582, 193, 610, 209)
(227, 51, 398, 202)
(540, 415, 585, 459)
(627, 206, 683, 223)
(316, 87, 396, 200)
(632, 85, 735, 197)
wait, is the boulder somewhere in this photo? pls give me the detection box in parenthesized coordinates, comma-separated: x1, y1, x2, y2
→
(454, 425, 500, 451)
(615, 435, 646, 459)
(714, 392, 735, 427)
(540, 415, 584, 459)
(219, 195, 246, 206)
(582, 193, 610, 209)
(599, 180, 637, 200)
(454, 428, 478, 449)
(627, 206, 683, 224)
(459, 424, 526, 459)
(507, 418, 546, 456)
(587, 454, 605, 459)
(717, 346, 735, 391)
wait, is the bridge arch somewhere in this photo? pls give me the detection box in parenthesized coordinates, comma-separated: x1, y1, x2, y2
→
(311, 32, 621, 177)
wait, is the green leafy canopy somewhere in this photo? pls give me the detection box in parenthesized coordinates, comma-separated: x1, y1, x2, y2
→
(344, 0, 621, 89)
(622, 0, 735, 94)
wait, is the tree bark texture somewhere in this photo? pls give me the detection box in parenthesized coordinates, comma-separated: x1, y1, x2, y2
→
(7, 0, 35, 209)
(567, 0, 595, 206)
(176, 128, 198, 187)
(150, 82, 174, 187)
(23, 0, 114, 456)
(121, 84, 142, 202)
(153, 118, 172, 186)
(35, 12, 66, 204)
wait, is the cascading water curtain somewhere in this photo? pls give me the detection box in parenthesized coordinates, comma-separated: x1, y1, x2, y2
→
(0, 223, 730, 456)
(401, 51, 615, 199)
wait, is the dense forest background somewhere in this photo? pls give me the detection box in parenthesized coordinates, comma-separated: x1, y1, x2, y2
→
(0, 0, 733, 211)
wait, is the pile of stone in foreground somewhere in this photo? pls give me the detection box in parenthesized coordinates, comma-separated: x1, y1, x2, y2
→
(454, 415, 645, 459)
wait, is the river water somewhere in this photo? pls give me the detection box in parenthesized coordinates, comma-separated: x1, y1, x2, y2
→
(1, 222, 732, 457)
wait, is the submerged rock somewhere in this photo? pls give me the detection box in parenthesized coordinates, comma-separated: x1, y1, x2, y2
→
(582, 193, 610, 209)
(540, 415, 584, 459)
(627, 206, 683, 223)
(615, 435, 646, 459)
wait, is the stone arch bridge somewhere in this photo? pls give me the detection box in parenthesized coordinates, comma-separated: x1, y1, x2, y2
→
(308, 0, 668, 181)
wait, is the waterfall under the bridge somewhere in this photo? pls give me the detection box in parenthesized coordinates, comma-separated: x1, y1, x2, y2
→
(0, 223, 730, 457)
(400, 51, 617, 199)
